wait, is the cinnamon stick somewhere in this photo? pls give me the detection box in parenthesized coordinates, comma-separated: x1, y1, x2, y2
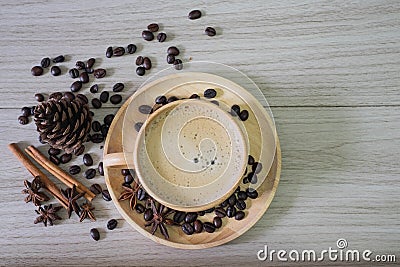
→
(7, 143, 68, 209)
(25, 145, 95, 202)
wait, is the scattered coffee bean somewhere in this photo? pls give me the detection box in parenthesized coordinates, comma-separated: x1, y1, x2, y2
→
(185, 212, 198, 223)
(49, 155, 60, 165)
(98, 162, 104, 176)
(147, 23, 159, 32)
(113, 82, 124, 92)
(69, 165, 81, 175)
(75, 61, 85, 70)
(142, 30, 154, 41)
(31, 66, 43, 76)
(110, 94, 122, 104)
(60, 153, 72, 164)
(104, 114, 114, 126)
(250, 173, 258, 184)
(194, 220, 203, 233)
(89, 183, 102, 195)
(136, 56, 144, 65)
(68, 68, 79, 79)
(52, 55, 65, 63)
(246, 188, 258, 199)
(236, 199, 246, 210)
(136, 66, 145, 76)
(213, 216, 222, 228)
(83, 153, 93, 166)
(173, 59, 183, 70)
(40, 57, 51, 68)
(204, 207, 215, 213)
(135, 203, 145, 213)
(188, 10, 202, 20)
(21, 107, 31, 117)
(49, 92, 63, 101)
(79, 72, 89, 83)
(235, 211, 245, 220)
(166, 54, 175, 64)
(84, 168, 96, 179)
(226, 206, 237, 218)
(231, 104, 240, 116)
(181, 223, 194, 235)
(215, 207, 226, 218)
(248, 155, 255, 165)
(211, 100, 219, 106)
(221, 199, 229, 207)
(18, 116, 28, 125)
(138, 105, 152, 114)
(157, 32, 167, 42)
(107, 219, 118, 230)
(101, 124, 109, 137)
(173, 211, 186, 224)
(134, 122, 143, 132)
(106, 46, 113, 58)
(143, 57, 152, 70)
(90, 84, 99, 93)
(94, 68, 106, 78)
(252, 162, 263, 174)
(155, 95, 167, 105)
(70, 81, 82, 92)
(102, 189, 112, 201)
(85, 67, 94, 74)
(90, 228, 100, 241)
(63, 92, 75, 101)
(237, 191, 248, 200)
(239, 110, 249, 121)
(86, 58, 95, 69)
(167, 46, 179, 56)
(203, 222, 216, 233)
(144, 208, 154, 221)
(124, 174, 134, 184)
(204, 88, 217, 98)
(91, 133, 104, 143)
(92, 98, 102, 109)
(121, 169, 130, 176)
(100, 91, 109, 103)
(113, 47, 125, 57)
(136, 188, 146, 201)
(190, 93, 200, 99)
(228, 194, 237, 206)
(48, 147, 61, 156)
(205, 26, 216, 36)
(127, 44, 137, 54)
(74, 145, 85, 156)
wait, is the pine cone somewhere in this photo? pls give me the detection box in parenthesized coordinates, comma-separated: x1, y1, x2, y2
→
(34, 93, 92, 154)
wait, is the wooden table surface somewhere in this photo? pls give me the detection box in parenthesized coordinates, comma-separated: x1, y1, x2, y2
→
(1, 0, 399, 266)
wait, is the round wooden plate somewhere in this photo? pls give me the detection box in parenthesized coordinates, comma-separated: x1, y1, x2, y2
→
(103, 72, 281, 249)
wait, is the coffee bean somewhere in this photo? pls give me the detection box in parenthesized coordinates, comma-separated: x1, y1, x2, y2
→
(235, 211, 245, 220)
(31, 66, 43, 76)
(204, 88, 217, 98)
(76, 94, 88, 104)
(86, 58, 95, 69)
(84, 168, 96, 179)
(98, 162, 104, 176)
(91, 133, 104, 143)
(226, 206, 237, 218)
(106, 46, 113, 58)
(102, 189, 112, 201)
(157, 32, 167, 42)
(69, 165, 81, 175)
(68, 68, 79, 79)
(60, 153, 72, 164)
(155, 95, 167, 104)
(112, 82, 124, 92)
(204, 207, 215, 213)
(136, 188, 146, 201)
(135, 203, 145, 213)
(104, 114, 114, 126)
(63, 92, 75, 101)
(48, 147, 61, 156)
(173, 59, 183, 70)
(75, 61, 85, 70)
(147, 23, 159, 32)
(18, 116, 28, 125)
(21, 107, 31, 117)
(90, 84, 99, 93)
(166, 54, 175, 64)
(249, 173, 258, 184)
(185, 212, 198, 223)
(194, 220, 203, 233)
(211, 100, 219, 106)
(236, 199, 246, 210)
(70, 81, 82, 92)
(134, 122, 143, 132)
(231, 104, 240, 116)
(189, 94, 200, 99)
(52, 55, 65, 63)
(73, 145, 85, 156)
(181, 223, 194, 235)
(143, 57, 152, 70)
(127, 44, 137, 54)
(99, 91, 109, 103)
(136, 56, 144, 65)
(101, 124, 109, 137)
(92, 98, 102, 109)
(49, 92, 63, 101)
(136, 66, 145, 76)
(248, 155, 255, 165)
(107, 219, 118, 230)
(90, 228, 100, 241)
(144, 208, 153, 221)
(173, 211, 186, 224)
(83, 153, 93, 166)
(138, 105, 152, 114)
(220, 199, 229, 207)
(40, 57, 51, 68)
(237, 191, 248, 200)
(79, 72, 89, 83)
(142, 30, 154, 41)
(203, 222, 216, 233)
(89, 183, 102, 195)
(215, 207, 226, 218)
(124, 174, 134, 184)
(30, 106, 36, 115)
(188, 10, 202, 20)
(246, 188, 258, 199)
(110, 94, 122, 105)
(121, 169, 129, 176)
(167, 46, 179, 56)
(113, 47, 125, 57)
(205, 27, 216, 36)
(49, 155, 60, 165)
(239, 110, 249, 121)
(228, 194, 237, 206)
(94, 68, 106, 78)
(252, 162, 263, 174)
(213, 216, 222, 228)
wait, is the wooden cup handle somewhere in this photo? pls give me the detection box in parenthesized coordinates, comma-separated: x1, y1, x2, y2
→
(103, 152, 134, 168)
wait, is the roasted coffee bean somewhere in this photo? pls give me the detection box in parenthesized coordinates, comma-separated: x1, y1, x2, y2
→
(40, 57, 51, 68)
(113, 46, 125, 57)
(60, 153, 72, 164)
(235, 211, 245, 220)
(90, 183, 102, 195)
(83, 153, 93, 166)
(49, 92, 62, 101)
(63, 91, 75, 101)
(106, 46, 113, 58)
(136, 56, 144, 65)
(86, 58, 95, 69)
(138, 105, 152, 114)
(205, 26, 216, 37)
(89, 84, 99, 94)
(248, 155, 255, 165)
(31, 66, 43, 76)
(104, 114, 114, 126)
(213, 216, 222, 228)
(226, 206, 237, 218)
(236, 199, 246, 210)
(204, 207, 215, 213)
(246, 188, 258, 199)
(94, 68, 106, 78)
(235, 186, 241, 193)
(155, 95, 167, 105)
(189, 93, 200, 99)
(112, 83, 124, 93)
(144, 208, 153, 221)
(143, 57, 152, 70)
(48, 147, 61, 156)
(157, 32, 167, 42)
(142, 30, 154, 41)
(21, 107, 31, 117)
(52, 55, 65, 63)
(137, 188, 146, 201)
(173, 59, 183, 70)
(49, 155, 60, 165)
(75, 61, 85, 70)
(173, 211, 186, 224)
(252, 162, 263, 174)
(250, 173, 258, 184)
(79, 72, 89, 83)
(121, 169, 130, 176)
(134, 122, 143, 132)
(231, 104, 240, 116)
(70, 81, 82, 92)
(92, 98, 102, 109)
(167, 96, 179, 103)
(102, 189, 112, 201)
(92, 121, 101, 132)
(18, 116, 28, 125)
(194, 220, 203, 233)
(135, 203, 145, 213)
(74, 145, 85, 156)
(147, 23, 159, 32)
(69, 165, 81, 175)
(197, 210, 205, 216)
(237, 190, 248, 200)
(228, 194, 237, 206)
(136, 66, 145, 76)
(215, 207, 226, 218)
(167, 46, 179, 56)
(101, 124, 109, 137)
(107, 219, 118, 230)
(211, 100, 219, 106)
(124, 174, 134, 184)
(188, 10, 202, 20)
(239, 110, 249, 121)
(185, 212, 198, 223)
(203, 222, 216, 233)
(166, 54, 175, 64)
(181, 223, 194, 235)
(99, 91, 109, 103)
(127, 44, 137, 54)
(68, 68, 79, 79)
(98, 162, 104, 176)
(90, 228, 100, 241)
(76, 93, 88, 104)
(110, 94, 122, 104)
(91, 133, 104, 143)
(204, 88, 217, 98)
(84, 168, 96, 179)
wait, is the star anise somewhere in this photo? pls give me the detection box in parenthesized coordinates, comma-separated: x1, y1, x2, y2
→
(61, 184, 85, 218)
(145, 199, 175, 239)
(34, 204, 62, 227)
(22, 176, 50, 206)
(118, 180, 140, 210)
(79, 201, 96, 222)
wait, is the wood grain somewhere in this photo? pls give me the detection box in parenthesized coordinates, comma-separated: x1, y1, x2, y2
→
(0, 0, 399, 265)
